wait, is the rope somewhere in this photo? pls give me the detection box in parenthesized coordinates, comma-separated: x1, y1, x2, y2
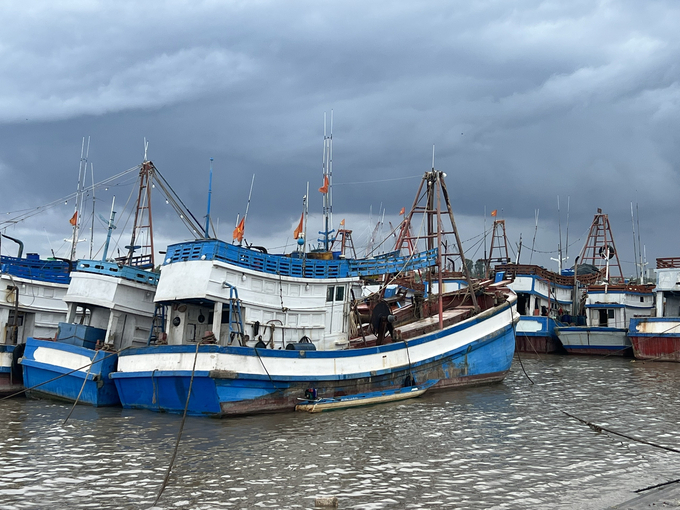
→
(153, 340, 202, 506)
(63, 361, 94, 425)
(562, 410, 680, 455)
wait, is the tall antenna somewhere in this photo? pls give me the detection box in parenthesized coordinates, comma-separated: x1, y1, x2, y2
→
(319, 111, 334, 250)
(204, 158, 213, 238)
(89, 162, 96, 259)
(630, 202, 639, 280)
(70, 136, 90, 261)
(556, 196, 563, 272)
(530, 209, 539, 264)
(565, 196, 570, 263)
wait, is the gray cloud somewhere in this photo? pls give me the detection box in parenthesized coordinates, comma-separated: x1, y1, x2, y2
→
(0, 0, 678, 278)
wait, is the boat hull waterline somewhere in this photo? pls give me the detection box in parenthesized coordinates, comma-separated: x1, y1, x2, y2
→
(111, 299, 518, 417)
(556, 327, 631, 356)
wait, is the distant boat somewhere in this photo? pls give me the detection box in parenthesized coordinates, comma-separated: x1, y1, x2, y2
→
(629, 257, 680, 362)
(555, 208, 654, 356)
(0, 237, 72, 397)
(110, 169, 519, 417)
(496, 263, 581, 354)
(557, 283, 654, 356)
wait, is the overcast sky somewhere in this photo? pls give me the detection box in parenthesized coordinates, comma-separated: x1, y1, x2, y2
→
(1, 0, 678, 278)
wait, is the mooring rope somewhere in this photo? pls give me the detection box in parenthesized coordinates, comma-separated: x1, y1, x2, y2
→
(63, 361, 94, 426)
(153, 340, 202, 506)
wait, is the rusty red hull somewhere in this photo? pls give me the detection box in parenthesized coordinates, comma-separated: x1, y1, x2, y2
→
(630, 336, 680, 362)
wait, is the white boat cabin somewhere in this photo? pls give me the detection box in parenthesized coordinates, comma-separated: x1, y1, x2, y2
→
(62, 261, 158, 349)
(581, 284, 654, 328)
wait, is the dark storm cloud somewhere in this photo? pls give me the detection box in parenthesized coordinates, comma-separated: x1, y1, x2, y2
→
(0, 0, 679, 276)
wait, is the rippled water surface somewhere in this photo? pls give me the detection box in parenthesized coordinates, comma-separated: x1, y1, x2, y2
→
(2, 355, 680, 509)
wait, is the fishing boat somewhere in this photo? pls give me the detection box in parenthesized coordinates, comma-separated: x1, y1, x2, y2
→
(110, 164, 519, 417)
(555, 209, 654, 356)
(496, 263, 578, 354)
(19, 157, 189, 406)
(0, 237, 72, 396)
(628, 258, 680, 361)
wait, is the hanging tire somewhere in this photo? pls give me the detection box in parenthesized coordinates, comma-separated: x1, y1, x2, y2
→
(11, 343, 25, 384)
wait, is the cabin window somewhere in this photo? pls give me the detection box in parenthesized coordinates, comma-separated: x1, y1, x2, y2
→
(7, 312, 24, 327)
(608, 309, 614, 319)
(335, 286, 345, 302)
(208, 310, 231, 324)
(640, 296, 644, 303)
(326, 286, 334, 302)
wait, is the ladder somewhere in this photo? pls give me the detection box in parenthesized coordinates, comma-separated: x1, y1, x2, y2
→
(147, 304, 167, 345)
(223, 283, 245, 345)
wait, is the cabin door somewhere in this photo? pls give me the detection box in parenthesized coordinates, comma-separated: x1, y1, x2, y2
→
(325, 285, 346, 334)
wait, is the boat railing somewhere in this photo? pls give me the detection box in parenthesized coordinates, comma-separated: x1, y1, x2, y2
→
(163, 240, 438, 280)
(657, 257, 680, 269)
(0, 255, 71, 284)
(75, 260, 160, 286)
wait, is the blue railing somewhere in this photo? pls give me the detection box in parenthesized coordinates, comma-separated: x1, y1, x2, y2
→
(75, 260, 159, 286)
(163, 240, 437, 279)
(0, 255, 71, 284)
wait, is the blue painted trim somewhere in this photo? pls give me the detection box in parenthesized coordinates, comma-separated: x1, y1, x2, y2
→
(562, 344, 628, 351)
(75, 260, 159, 286)
(557, 327, 627, 333)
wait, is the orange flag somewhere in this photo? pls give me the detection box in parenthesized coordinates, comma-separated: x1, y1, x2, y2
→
(293, 213, 304, 239)
(491, 210, 497, 217)
(233, 217, 245, 242)
(399, 207, 405, 215)
(69, 211, 78, 226)
(318, 175, 329, 194)
(339, 218, 345, 227)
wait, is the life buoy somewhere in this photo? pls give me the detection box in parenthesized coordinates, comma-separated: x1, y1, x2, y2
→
(599, 245, 615, 259)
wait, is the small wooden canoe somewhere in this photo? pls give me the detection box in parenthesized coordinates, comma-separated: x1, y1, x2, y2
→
(295, 381, 436, 413)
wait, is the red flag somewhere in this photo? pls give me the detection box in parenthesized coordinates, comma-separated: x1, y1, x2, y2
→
(318, 175, 329, 194)
(491, 210, 497, 217)
(399, 207, 405, 215)
(232, 217, 245, 242)
(293, 213, 304, 239)
(69, 211, 78, 226)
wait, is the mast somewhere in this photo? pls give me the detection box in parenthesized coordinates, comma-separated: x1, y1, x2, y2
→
(205, 158, 213, 238)
(576, 208, 624, 283)
(126, 157, 155, 269)
(70, 136, 90, 261)
(102, 197, 116, 261)
(395, 164, 479, 328)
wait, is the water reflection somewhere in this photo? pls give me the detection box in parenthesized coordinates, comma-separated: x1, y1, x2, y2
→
(1, 356, 680, 509)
